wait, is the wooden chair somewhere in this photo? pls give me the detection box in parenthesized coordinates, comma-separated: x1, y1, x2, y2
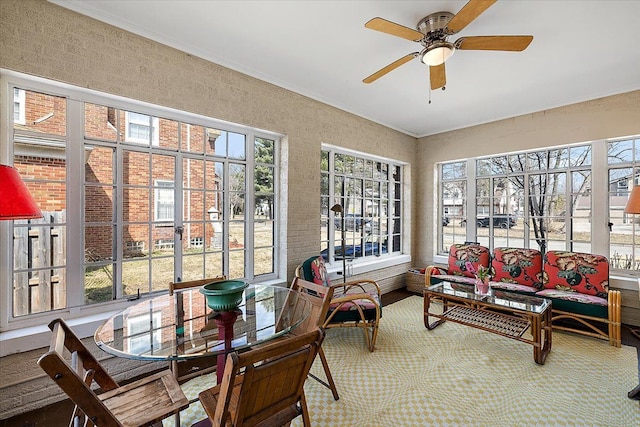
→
(169, 276, 227, 296)
(169, 276, 226, 384)
(198, 328, 325, 427)
(275, 277, 339, 400)
(296, 256, 381, 352)
(37, 318, 188, 427)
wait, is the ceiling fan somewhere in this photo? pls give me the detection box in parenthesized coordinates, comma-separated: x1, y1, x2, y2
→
(363, 0, 533, 90)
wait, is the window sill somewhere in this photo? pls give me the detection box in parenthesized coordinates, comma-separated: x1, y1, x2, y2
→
(324, 254, 411, 282)
(0, 310, 121, 357)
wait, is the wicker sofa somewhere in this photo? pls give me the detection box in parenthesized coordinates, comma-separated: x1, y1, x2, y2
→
(421, 243, 622, 347)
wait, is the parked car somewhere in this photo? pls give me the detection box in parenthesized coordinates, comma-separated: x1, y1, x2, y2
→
(476, 216, 517, 229)
(334, 214, 371, 232)
(442, 216, 450, 226)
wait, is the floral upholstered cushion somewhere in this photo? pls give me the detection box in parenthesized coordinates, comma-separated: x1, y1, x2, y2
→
(536, 288, 609, 319)
(300, 256, 331, 287)
(330, 292, 380, 312)
(446, 244, 491, 278)
(542, 251, 609, 298)
(300, 256, 378, 313)
(536, 289, 608, 306)
(491, 247, 544, 291)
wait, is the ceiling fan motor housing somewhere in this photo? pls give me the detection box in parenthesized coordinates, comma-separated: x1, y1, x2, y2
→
(417, 12, 455, 44)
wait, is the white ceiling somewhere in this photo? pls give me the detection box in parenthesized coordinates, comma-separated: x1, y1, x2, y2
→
(50, 0, 640, 138)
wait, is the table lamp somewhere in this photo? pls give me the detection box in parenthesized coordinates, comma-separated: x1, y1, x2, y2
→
(0, 164, 43, 220)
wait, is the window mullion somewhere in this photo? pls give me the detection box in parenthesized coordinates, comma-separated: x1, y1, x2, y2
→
(245, 132, 255, 279)
(591, 139, 609, 256)
(115, 143, 124, 300)
(466, 159, 477, 238)
(67, 98, 84, 308)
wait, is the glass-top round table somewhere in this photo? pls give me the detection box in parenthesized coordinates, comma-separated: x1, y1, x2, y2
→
(94, 284, 311, 383)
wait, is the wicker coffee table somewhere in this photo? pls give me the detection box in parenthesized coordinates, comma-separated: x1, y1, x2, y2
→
(424, 281, 552, 365)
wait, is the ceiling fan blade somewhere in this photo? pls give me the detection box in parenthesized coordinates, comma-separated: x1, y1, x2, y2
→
(365, 17, 424, 42)
(430, 63, 446, 90)
(456, 35, 533, 51)
(446, 0, 497, 34)
(363, 53, 418, 84)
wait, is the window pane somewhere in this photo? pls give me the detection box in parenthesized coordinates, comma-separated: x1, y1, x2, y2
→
(228, 132, 246, 160)
(158, 117, 179, 150)
(181, 123, 206, 153)
(14, 89, 66, 137)
(85, 103, 117, 142)
(608, 139, 634, 164)
(13, 89, 68, 317)
(570, 145, 591, 166)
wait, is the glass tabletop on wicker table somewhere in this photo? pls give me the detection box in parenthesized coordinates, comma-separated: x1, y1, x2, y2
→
(423, 281, 552, 365)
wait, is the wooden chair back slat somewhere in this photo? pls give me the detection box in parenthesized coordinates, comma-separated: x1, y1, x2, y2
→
(200, 328, 324, 427)
(38, 318, 188, 427)
(38, 350, 121, 426)
(280, 278, 332, 334)
(49, 319, 120, 392)
(169, 276, 227, 295)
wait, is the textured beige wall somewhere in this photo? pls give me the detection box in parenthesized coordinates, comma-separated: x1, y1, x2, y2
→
(0, 0, 416, 418)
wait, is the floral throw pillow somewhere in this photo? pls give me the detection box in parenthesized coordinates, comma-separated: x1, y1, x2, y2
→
(447, 244, 490, 278)
(301, 256, 331, 287)
(491, 247, 544, 290)
(542, 251, 609, 298)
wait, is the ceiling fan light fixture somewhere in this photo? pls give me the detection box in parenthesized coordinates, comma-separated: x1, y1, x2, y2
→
(420, 42, 455, 66)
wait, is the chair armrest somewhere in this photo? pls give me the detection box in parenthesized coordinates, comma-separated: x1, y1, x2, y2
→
(425, 265, 445, 287)
(330, 279, 381, 297)
(325, 292, 381, 327)
(331, 292, 380, 307)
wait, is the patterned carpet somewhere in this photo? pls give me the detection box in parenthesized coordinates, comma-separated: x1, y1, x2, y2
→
(294, 296, 640, 427)
(172, 296, 639, 426)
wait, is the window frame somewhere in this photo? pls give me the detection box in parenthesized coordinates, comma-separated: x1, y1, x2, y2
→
(321, 145, 405, 267)
(0, 71, 282, 332)
(437, 137, 640, 277)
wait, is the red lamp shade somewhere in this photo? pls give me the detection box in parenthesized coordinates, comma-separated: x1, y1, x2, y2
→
(0, 164, 43, 220)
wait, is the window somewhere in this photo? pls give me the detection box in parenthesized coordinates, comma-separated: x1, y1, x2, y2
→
(125, 111, 159, 145)
(438, 138, 640, 274)
(439, 161, 467, 253)
(13, 88, 25, 124)
(3, 77, 279, 326)
(320, 147, 403, 264)
(608, 137, 640, 271)
(154, 180, 174, 221)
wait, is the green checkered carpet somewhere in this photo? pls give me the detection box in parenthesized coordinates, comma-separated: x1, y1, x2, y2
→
(295, 296, 640, 426)
(170, 295, 639, 426)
